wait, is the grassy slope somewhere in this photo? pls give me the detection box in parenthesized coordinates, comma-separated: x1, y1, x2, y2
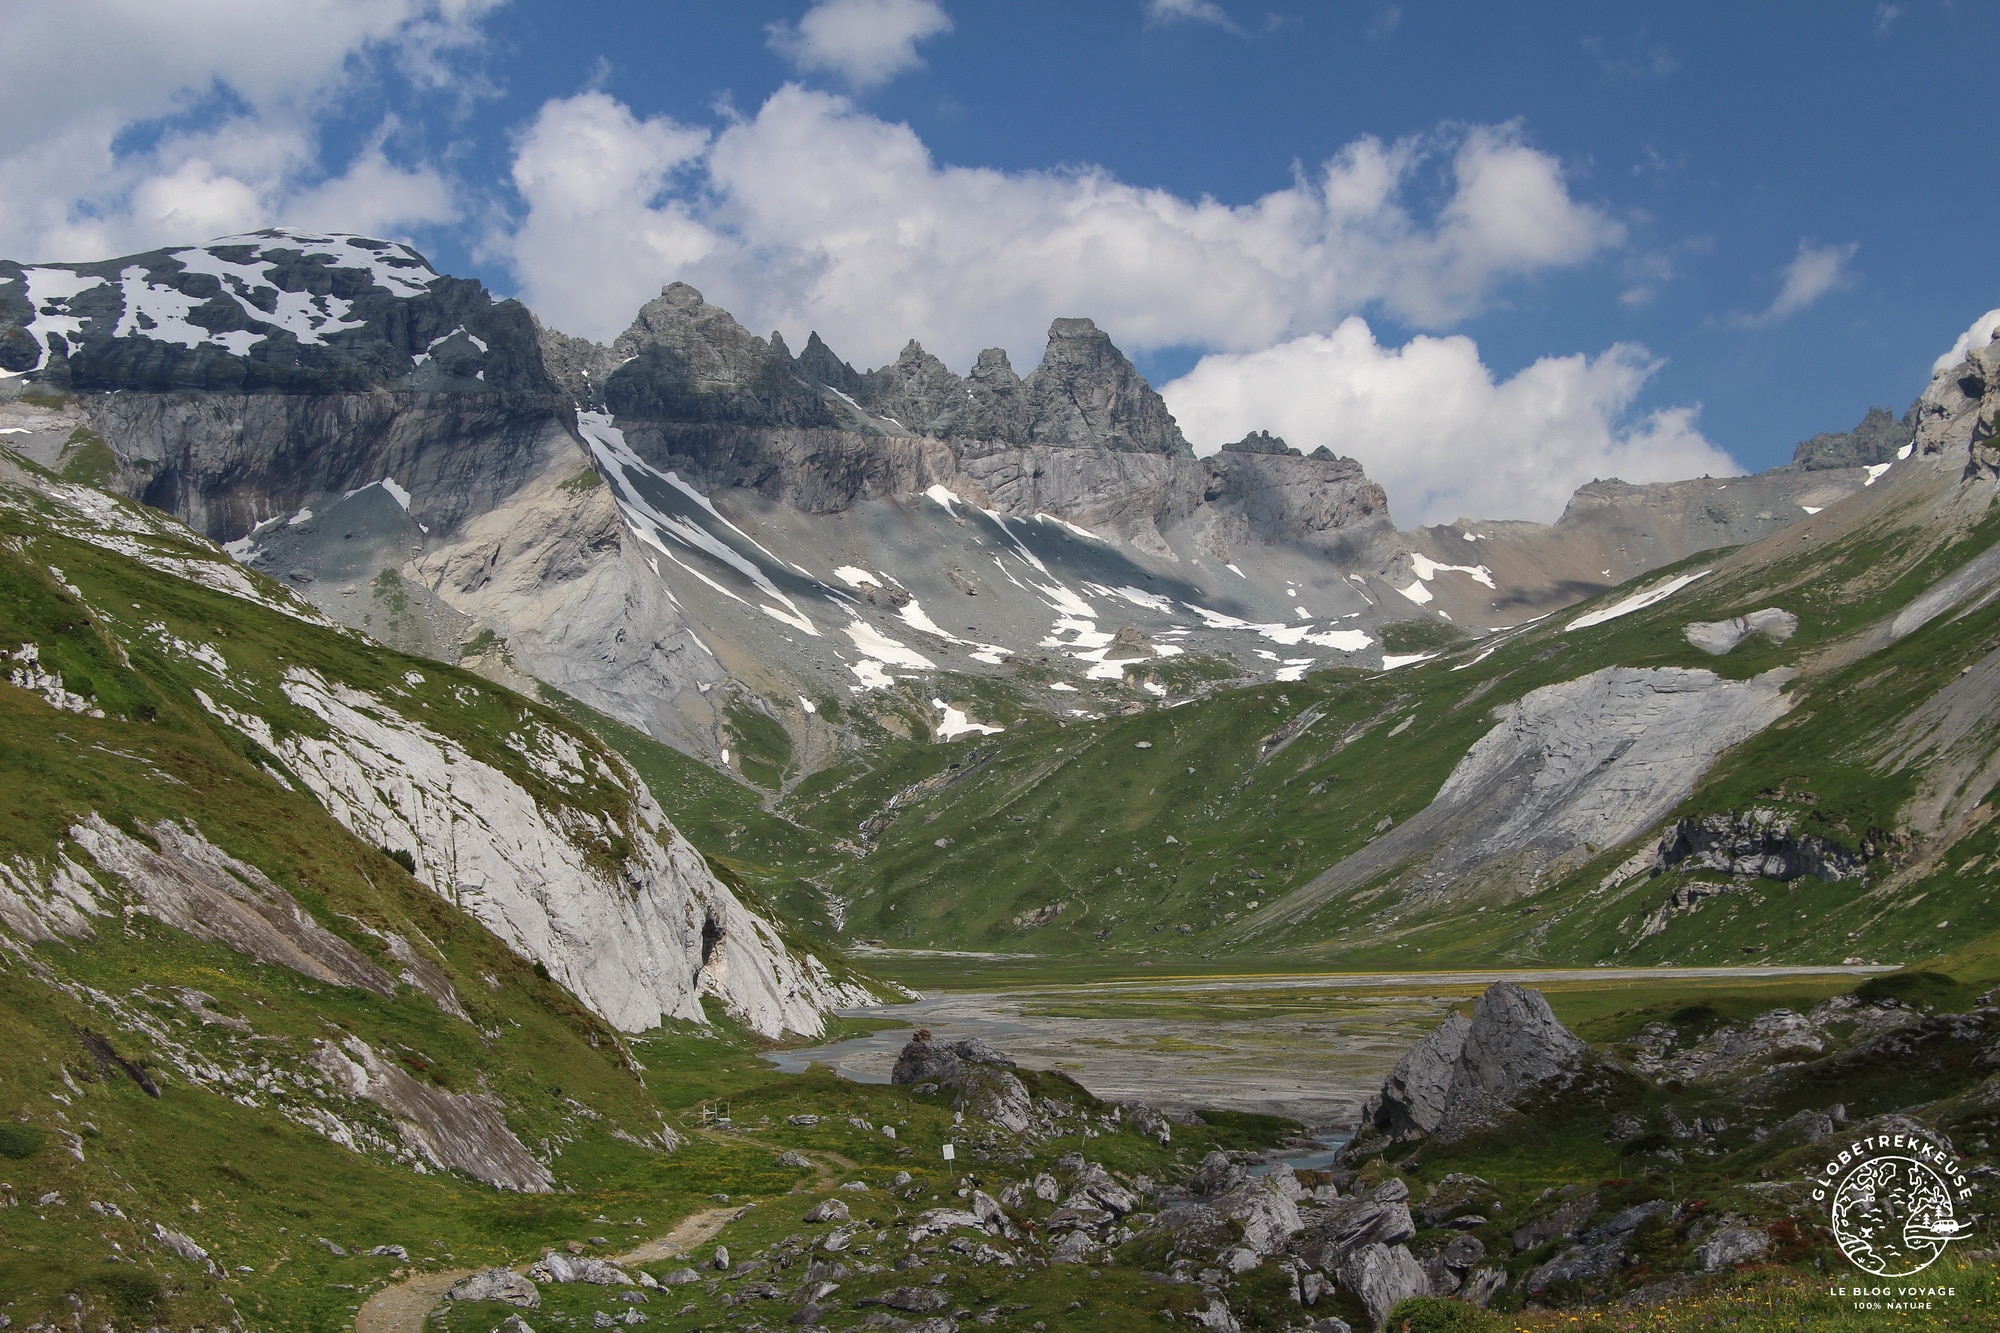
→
(0, 471, 838, 1329)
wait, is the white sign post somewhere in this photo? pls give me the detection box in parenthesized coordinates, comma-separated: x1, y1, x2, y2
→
(942, 1143, 956, 1162)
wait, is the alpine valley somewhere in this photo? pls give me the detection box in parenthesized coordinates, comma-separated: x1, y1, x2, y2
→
(5, 231, 2000, 1333)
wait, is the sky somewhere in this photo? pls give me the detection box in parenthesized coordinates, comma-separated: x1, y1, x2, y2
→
(3, 0, 1996, 526)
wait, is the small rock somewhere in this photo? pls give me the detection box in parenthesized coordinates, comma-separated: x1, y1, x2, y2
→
(862, 1285, 950, 1312)
(805, 1199, 851, 1224)
(369, 1245, 410, 1260)
(714, 1247, 730, 1271)
(777, 1151, 813, 1169)
(493, 1317, 536, 1333)
(316, 1237, 348, 1256)
(658, 1268, 703, 1287)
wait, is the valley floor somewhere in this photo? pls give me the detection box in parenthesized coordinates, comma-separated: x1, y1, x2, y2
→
(766, 966, 1888, 1127)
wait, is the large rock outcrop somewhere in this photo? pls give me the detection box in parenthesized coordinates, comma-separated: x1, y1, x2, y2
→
(1255, 667, 1796, 928)
(1358, 983, 1585, 1146)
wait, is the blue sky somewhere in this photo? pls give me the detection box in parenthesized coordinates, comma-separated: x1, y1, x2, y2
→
(4, 1, 1996, 524)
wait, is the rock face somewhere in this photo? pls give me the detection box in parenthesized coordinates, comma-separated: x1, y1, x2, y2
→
(1359, 984, 1585, 1145)
(1262, 668, 1796, 925)
(314, 1037, 555, 1192)
(1652, 808, 1871, 884)
(404, 432, 729, 753)
(1016, 317, 1190, 455)
(1369, 1013, 1471, 1140)
(195, 665, 865, 1038)
(0, 813, 395, 995)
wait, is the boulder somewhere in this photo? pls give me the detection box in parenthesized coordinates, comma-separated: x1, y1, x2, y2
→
(1292, 1180, 1415, 1271)
(1209, 1178, 1304, 1256)
(1361, 984, 1585, 1145)
(1446, 983, 1586, 1129)
(804, 1199, 849, 1224)
(1049, 1231, 1101, 1264)
(1187, 1150, 1249, 1197)
(1526, 1238, 1625, 1293)
(448, 1268, 540, 1308)
(1417, 1173, 1498, 1227)
(1695, 1226, 1770, 1272)
(907, 1208, 987, 1243)
(1371, 1013, 1470, 1138)
(1068, 1161, 1138, 1214)
(1417, 1229, 1486, 1293)
(889, 1033, 1015, 1085)
(1334, 1243, 1429, 1329)
(1459, 1267, 1508, 1307)
(1123, 1102, 1173, 1143)
(526, 1253, 633, 1286)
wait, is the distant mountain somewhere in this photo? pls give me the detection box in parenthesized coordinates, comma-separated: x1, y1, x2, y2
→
(0, 232, 1885, 779)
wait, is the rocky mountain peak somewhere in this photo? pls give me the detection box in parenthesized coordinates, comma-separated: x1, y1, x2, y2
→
(602, 282, 832, 427)
(0, 229, 548, 395)
(611, 281, 768, 377)
(1022, 315, 1191, 455)
(798, 330, 864, 395)
(1222, 430, 1299, 457)
(1791, 403, 1916, 471)
(970, 347, 1019, 383)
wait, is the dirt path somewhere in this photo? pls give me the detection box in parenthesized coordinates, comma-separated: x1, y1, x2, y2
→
(353, 1267, 475, 1333)
(614, 1204, 742, 1266)
(349, 1137, 852, 1332)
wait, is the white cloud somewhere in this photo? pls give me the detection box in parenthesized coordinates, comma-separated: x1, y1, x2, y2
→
(1933, 308, 2000, 374)
(1160, 318, 1740, 525)
(767, 0, 953, 88)
(0, 0, 491, 261)
(504, 86, 1624, 365)
(500, 93, 715, 338)
(1146, 0, 1239, 30)
(1731, 238, 1858, 328)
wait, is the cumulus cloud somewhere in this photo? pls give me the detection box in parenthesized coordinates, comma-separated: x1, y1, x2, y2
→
(1160, 319, 1739, 525)
(501, 93, 715, 337)
(1933, 307, 2000, 373)
(767, 0, 953, 88)
(1730, 238, 1859, 328)
(503, 86, 1624, 365)
(0, 0, 490, 261)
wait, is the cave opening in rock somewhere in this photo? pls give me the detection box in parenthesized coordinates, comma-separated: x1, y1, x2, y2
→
(700, 915, 724, 967)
